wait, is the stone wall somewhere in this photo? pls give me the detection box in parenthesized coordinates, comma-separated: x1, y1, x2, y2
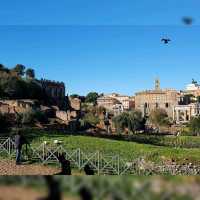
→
(56, 111, 70, 123)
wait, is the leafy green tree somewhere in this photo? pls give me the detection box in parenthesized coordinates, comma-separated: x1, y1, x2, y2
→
(0, 64, 5, 71)
(26, 68, 35, 79)
(197, 96, 200, 103)
(35, 111, 48, 124)
(112, 110, 144, 134)
(149, 109, 169, 132)
(0, 64, 9, 73)
(26, 80, 43, 100)
(3, 77, 28, 99)
(83, 112, 100, 127)
(0, 112, 9, 132)
(12, 64, 26, 76)
(189, 116, 200, 136)
(22, 109, 36, 125)
(0, 85, 4, 97)
(85, 92, 99, 104)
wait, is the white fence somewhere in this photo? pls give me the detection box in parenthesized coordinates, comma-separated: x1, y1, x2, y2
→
(0, 137, 200, 175)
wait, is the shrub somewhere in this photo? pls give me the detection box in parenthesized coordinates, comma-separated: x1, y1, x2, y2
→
(189, 116, 200, 136)
(22, 109, 36, 125)
(82, 113, 100, 127)
(112, 110, 144, 134)
(0, 112, 10, 132)
(34, 111, 48, 124)
(149, 109, 170, 131)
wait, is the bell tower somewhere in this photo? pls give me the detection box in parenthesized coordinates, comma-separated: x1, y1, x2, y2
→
(155, 78, 160, 90)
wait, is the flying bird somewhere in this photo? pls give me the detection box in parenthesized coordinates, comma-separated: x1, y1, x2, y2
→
(161, 38, 171, 44)
(182, 17, 193, 25)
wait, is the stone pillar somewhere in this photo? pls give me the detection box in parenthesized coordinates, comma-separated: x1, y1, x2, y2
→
(177, 110, 180, 123)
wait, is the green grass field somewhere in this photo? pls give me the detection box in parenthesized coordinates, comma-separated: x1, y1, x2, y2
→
(21, 130, 200, 165)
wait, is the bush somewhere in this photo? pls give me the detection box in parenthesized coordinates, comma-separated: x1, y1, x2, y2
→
(189, 117, 200, 136)
(149, 109, 170, 131)
(82, 113, 100, 127)
(22, 109, 36, 125)
(34, 111, 48, 124)
(112, 110, 144, 134)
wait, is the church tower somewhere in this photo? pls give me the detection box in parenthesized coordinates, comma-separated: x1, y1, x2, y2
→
(155, 78, 160, 90)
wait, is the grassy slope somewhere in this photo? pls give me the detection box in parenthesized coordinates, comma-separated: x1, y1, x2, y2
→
(31, 134, 200, 164)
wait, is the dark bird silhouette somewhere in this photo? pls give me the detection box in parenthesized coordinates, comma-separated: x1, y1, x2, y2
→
(84, 164, 95, 175)
(182, 17, 193, 25)
(56, 153, 72, 175)
(38, 176, 61, 200)
(79, 187, 93, 200)
(161, 38, 171, 44)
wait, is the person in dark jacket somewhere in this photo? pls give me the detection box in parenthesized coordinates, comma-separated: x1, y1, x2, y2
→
(14, 131, 27, 165)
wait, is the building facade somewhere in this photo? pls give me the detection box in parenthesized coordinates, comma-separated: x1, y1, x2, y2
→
(183, 80, 200, 97)
(135, 79, 180, 118)
(173, 103, 200, 124)
(40, 79, 66, 108)
(107, 93, 135, 110)
(97, 96, 120, 111)
(97, 93, 134, 115)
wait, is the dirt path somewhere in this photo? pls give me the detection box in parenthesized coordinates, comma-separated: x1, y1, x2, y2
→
(0, 159, 59, 175)
(0, 186, 77, 200)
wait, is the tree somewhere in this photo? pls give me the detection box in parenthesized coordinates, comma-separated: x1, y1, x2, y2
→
(189, 116, 200, 136)
(22, 108, 36, 125)
(26, 68, 35, 79)
(0, 112, 9, 132)
(149, 108, 169, 132)
(0, 64, 9, 73)
(0, 85, 4, 97)
(2, 77, 28, 99)
(112, 110, 144, 134)
(197, 96, 200, 103)
(0, 64, 5, 71)
(70, 94, 79, 99)
(26, 80, 43, 100)
(85, 92, 99, 104)
(82, 112, 100, 127)
(12, 64, 26, 76)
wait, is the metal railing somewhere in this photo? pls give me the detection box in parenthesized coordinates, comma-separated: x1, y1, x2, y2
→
(0, 137, 200, 175)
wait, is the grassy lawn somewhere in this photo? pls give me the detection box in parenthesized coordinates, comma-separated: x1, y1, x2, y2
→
(26, 131, 200, 165)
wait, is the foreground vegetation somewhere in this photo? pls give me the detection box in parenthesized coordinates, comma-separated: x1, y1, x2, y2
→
(0, 176, 200, 200)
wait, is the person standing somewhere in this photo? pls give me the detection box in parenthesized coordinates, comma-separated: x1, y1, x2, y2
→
(14, 130, 26, 165)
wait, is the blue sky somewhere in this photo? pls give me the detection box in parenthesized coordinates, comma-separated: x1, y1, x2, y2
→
(0, 0, 199, 25)
(0, 1, 200, 95)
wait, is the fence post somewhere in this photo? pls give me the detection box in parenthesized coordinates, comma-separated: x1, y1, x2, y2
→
(117, 155, 120, 175)
(8, 137, 11, 156)
(97, 151, 100, 175)
(78, 148, 81, 170)
(42, 143, 45, 162)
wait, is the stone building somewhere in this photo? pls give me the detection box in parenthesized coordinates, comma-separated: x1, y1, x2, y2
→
(135, 79, 180, 118)
(182, 80, 200, 97)
(97, 96, 121, 111)
(107, 93, 135, 110)
(0, 99, 37, 114)
(40, 79, 66, 108)
(173, 103, 200, 124)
